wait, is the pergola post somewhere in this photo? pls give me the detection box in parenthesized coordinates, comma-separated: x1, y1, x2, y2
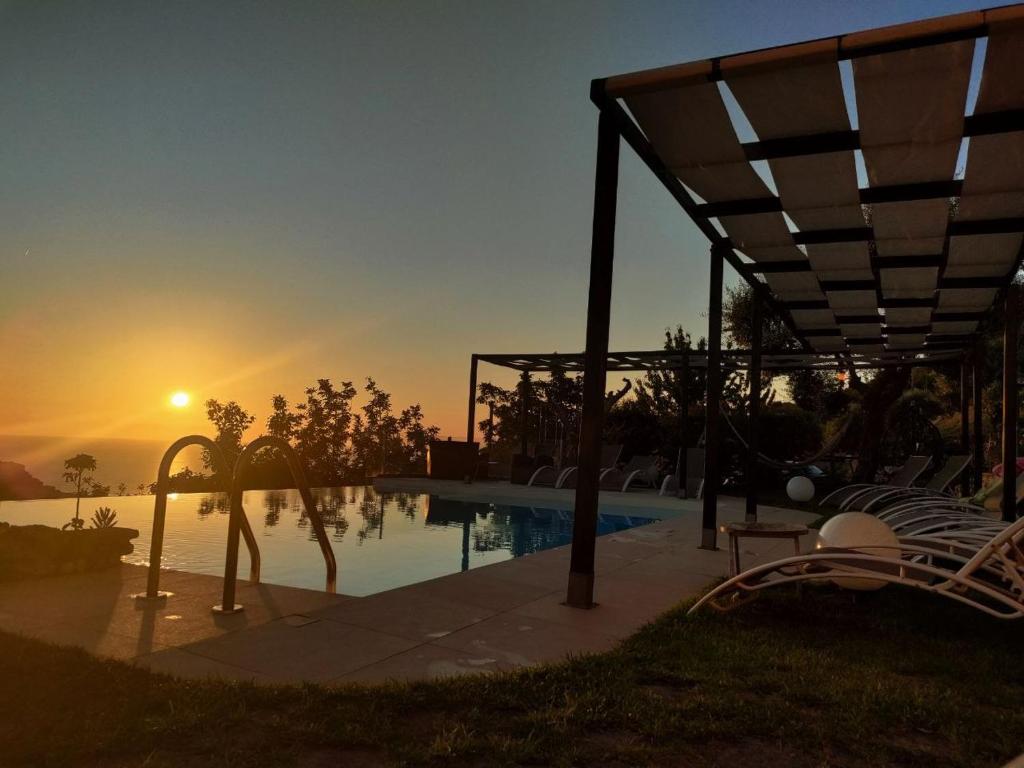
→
(466, 354, 478, 444)
(959, 357, 970, 492)
(519, 372, 531, 457)
(1001, 285, 1019, 522)
(678, 352, 690, 498)
(745, 298, 763, 523)
(701, 244, 725, 550)
(566, 108, 619, 609)
(973, 348, 985, 493)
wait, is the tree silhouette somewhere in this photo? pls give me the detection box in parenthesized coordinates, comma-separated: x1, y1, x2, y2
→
(267, 394, 301, 441)
(351, 378, 401, 475)
(295, 379, 357, 484)
(62, 453, 97, 526)
(203, 399, 255, 475)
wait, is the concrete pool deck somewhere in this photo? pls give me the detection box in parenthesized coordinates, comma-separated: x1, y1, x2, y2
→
(0, 482, 817, 685)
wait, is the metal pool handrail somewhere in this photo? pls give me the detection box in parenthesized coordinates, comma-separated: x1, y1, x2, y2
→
(215, 436, 337, 613)
(134, 435, 261, 600)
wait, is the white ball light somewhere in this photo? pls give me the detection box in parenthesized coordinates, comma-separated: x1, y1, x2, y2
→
(786, 475, 815, 502)
(817, 512, 899, 591)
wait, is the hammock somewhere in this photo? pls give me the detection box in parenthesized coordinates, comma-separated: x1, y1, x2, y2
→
(721, 409, 858, 470)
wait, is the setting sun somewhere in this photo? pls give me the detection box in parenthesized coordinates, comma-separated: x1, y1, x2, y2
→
(170, 391, 190, 408)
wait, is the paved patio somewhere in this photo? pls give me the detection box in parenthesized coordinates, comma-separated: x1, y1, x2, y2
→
(0, 484, 816, 685)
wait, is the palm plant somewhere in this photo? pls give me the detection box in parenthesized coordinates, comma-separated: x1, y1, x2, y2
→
(90, 507, 118, 529)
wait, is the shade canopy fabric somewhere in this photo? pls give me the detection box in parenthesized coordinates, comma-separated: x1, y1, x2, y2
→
(602, 5, 1024, 356)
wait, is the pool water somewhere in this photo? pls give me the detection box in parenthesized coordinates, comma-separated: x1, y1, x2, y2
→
(0, 487, 659, 595)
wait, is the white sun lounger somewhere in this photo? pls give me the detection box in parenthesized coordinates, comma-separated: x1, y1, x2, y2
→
(859, 454, 972, 513)
(599, 454, 660, 492)
(528, 444, 623, 489)
(690, 515, 1024, 619)
(818, 455, 933, 511)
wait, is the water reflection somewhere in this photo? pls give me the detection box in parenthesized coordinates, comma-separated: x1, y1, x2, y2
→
(0, 485, 659, 596)
(263, 490, 287, 527)
(231, 486, 659, 568)
(242, 487, 655, 562)
(197, 495, 228, 517)
(424, 497, 654, 566)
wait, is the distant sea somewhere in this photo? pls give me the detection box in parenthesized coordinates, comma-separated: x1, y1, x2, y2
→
(0, 435, 196, 491)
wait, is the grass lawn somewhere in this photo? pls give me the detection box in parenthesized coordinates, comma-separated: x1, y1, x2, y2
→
(1, 585, 1022, 767)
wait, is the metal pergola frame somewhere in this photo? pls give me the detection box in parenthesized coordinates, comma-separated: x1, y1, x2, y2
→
(471, 348, 964, 375)
(467, 346, 974, 525)
(553, 9, 1023, 609)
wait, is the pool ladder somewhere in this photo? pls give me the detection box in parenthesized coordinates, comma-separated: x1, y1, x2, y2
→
(133, 435, 337, 614)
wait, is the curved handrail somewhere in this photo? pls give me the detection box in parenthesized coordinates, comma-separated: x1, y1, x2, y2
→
(217, 436, 337, 613)
(136, 435, 261, 600)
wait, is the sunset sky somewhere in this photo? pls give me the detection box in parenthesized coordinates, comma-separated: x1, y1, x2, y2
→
(1, 0, 989, 446)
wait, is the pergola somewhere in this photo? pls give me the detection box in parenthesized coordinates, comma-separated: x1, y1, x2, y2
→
(468, 346, 973, 536)
(539, 6, 1024, 609)
(467, 347, 967, 458)
(471, 347, 963, 374)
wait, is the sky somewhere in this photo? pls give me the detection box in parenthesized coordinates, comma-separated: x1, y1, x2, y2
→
(0, 0, 997, 448)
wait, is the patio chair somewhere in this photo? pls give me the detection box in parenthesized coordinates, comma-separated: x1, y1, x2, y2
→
(817, 455, 932, 511)
(859, 454, 972, 513)
(689, 515, 1024, 619)
(599, 454, 660, 492)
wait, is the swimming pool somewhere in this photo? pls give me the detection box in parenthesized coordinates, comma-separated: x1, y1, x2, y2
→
(0, 487, 659, 595)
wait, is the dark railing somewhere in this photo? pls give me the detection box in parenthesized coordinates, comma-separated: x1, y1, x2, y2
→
(214, 436, 337, 613)
(133, 435, 260, 600)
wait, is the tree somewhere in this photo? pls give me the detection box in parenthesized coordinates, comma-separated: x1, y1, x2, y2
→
(267, 394, 301, 441)
(398, 403, 440, 471)
(116, 482, 128, 496)
(880, 388, 945, 468)
(88, 480, 111, 497)
(345, 379, 441, 477)
(633, 326, 707, 420)
(62, 453, 97, 527)
(476, 378, 529, 451)
(203, 399, 255, 474)
(534, 368, 584, 463)
(475, 371, 572, 461)
(351, 378, 401, 475)
(723, 283, 797, 350)
(786, 369, 844, 416)
(295, 379, 357, 484)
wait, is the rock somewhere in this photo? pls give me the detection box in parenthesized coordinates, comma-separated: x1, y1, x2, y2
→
(0, 461, 64, 500)
(0, 525, 139, 581)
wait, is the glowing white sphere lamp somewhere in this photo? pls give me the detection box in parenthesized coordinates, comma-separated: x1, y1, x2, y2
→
(817, 512, 899, 591)
(786, 475, 815, 502)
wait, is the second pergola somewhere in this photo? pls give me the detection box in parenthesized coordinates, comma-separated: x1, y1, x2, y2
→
(501, 7, 1024, 609)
